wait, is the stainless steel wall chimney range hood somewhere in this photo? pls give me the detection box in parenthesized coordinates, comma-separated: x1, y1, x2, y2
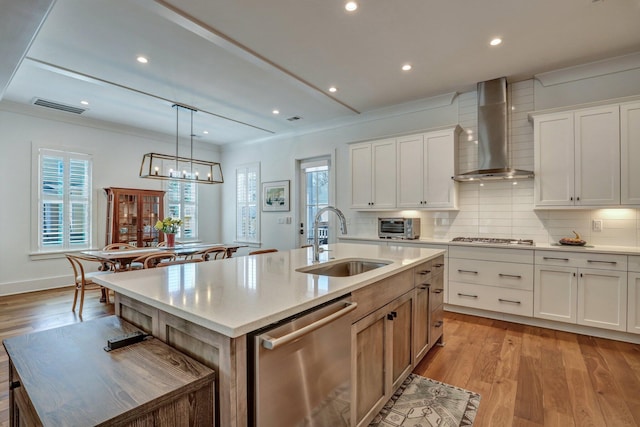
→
(453, 77, 534, 182)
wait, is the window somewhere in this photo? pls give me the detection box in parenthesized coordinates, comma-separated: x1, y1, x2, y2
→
(236, 163, 260, 243)
(38, 148, 92, 251)
(166, 178, 197, 240)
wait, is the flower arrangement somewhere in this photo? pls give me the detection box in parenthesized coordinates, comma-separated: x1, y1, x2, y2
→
(154, 217, 182, 234)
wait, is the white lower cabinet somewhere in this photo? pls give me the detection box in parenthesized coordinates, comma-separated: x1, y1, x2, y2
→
(534, 265, 577, 323)
(448, 246, 534, 317)
(534, 251, 628, 332)
(628, 256, 640, 334)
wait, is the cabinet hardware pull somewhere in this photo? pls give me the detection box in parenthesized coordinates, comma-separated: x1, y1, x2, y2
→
(418, 270, 431, 275)
(261, 302, 358, 350)
(9, 381, 21, 390)
(418, 285, 428, 290)
(391, 311, 397, 318)
(434, 321, 443, 328)
(458, 269, 478, 274)
(543, 257, 569, 261)
(457, 293, 478, 298)
(387, 313, 394, 320)
(577, 197, 580, 201)
(570, 196, 573, 201)
(498, 273, 522, 279)
(587, 260, 617, 265)
(435, 264, 444, 268)
(498, 298, 521, 304)
(432, 289, 443, 294)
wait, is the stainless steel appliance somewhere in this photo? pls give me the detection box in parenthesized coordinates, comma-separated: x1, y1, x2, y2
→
(451, 236, 535, 246)
(248, 296, 357, 427)
(378, 217, 421, 239)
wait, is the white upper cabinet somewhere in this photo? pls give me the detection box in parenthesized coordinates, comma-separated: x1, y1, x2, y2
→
(534, 105, 620, 207)
(350, 138, 396, 209)
(396, 127, 459, 209)
(621, 101, 640, 205)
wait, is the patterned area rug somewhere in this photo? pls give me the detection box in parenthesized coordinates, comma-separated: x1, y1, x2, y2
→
(369, 374, 480, 427)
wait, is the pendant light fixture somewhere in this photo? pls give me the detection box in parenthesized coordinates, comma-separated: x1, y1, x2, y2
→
(139, 104, 223, 184)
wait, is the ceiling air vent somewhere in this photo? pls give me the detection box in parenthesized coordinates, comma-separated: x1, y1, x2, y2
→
(31, 98, 87, 114)
(287, 116, 302, 121)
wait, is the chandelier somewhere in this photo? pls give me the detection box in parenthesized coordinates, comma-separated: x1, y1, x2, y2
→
(139, 104, 223, 184)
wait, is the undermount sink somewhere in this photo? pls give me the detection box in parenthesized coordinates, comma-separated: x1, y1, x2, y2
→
(296, 258, 392, 277)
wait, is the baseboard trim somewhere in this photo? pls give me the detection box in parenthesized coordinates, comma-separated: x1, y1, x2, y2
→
(0, 275, 72, 297)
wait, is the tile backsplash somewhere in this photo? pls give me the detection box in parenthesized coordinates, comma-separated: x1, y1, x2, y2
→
(348, 78, 640, 247)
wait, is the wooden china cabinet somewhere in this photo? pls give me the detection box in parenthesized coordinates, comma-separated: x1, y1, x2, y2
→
(105, 187, 165, 247)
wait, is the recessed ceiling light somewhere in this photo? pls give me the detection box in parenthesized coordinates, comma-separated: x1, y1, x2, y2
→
(80, 100, 89, 105)
(136, 56, 149, 64)
(272, 109, 280, 115)
(345, 1, 358, 12)
(329, 86, 338, 93)
(203, 130, 209, 134)
(490, 38, 502, 46)
(401, 64, 412, 71)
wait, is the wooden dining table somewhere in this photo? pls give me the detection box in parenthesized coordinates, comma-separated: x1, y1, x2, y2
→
(82, 243, 245, 267)
(81, 243, 246, 301)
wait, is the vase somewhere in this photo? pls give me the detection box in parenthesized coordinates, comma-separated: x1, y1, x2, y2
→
(166, 233, 175, 248)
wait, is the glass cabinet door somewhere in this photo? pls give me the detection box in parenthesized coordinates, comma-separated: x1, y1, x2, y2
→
(140, 194, 161, 246)
(105, 188, 165, 248)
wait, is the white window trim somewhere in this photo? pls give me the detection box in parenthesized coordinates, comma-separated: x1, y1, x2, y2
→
(235, 162, 260, 244)
(31, 143, 93, 255)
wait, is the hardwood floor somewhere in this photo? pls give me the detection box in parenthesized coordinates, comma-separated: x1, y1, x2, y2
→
(414, 312, 640, 427)
(0, 288, 639, 426)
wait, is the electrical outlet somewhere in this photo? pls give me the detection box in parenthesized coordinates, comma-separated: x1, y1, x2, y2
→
(592, 219, 603, 232)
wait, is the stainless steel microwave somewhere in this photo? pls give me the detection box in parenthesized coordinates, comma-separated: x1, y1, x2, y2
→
(378, 217, 421, 240)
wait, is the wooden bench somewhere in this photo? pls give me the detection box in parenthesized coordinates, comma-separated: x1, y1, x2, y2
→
(4, 315, 215, 426)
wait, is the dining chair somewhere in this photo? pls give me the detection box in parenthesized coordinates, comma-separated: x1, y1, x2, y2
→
(249, 249, 278, 255)
(190, 246, 227, 261)
(132, 251, 176, 268)
(157, 240, 181, 247)
(156, 258, 204, 267)
(103, 243, 143, 270)
(66, 254, 115, 317)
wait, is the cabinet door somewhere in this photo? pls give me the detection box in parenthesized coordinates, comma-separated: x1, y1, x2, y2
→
(412, 285, 430, 364)
(371, 139, 397, 209)
(621, 102, 640, 205)
(534, 265, 577, 323)
(350, 143, 373, 209)
(534, 112, 574, 206)
(628, 272, 640, 334)
(424, 129, 457, 208)
(396, 134, 424, 208)
(352, 307, 387, 427)
(574, 106, 620, 206)
(389, 293, 413, 391)
(577, 268, 627, 331)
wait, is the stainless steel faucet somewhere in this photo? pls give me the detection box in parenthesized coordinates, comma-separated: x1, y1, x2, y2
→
(313, 206, 348, 262)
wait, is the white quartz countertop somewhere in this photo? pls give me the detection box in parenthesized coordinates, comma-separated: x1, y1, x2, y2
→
(340, 235, 640, 255)
(94, 243, 445, 338)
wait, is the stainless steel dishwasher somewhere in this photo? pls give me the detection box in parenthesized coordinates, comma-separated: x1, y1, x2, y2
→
(248, 295, 357, 427)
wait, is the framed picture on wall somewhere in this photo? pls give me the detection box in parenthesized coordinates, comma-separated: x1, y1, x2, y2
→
(262, 180, 290, 211)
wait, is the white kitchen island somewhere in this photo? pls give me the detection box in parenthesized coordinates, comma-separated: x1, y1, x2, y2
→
(94, 243, 446, 427)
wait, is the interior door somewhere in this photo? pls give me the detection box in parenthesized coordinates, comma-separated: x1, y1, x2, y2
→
(298, 157, 331, 247)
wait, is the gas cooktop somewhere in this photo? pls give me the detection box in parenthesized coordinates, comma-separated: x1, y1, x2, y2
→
(451, 237, 535, 246)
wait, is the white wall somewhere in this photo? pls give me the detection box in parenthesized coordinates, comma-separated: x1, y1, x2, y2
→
(0, 103, 221, 295)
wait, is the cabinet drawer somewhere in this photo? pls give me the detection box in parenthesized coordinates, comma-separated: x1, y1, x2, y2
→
(430, 304, 444, 343)
(414, 259, 433, 285)
(536, 251, 627, 271)
(449, 282, 533, 317)
(629, 255, 640, 273)
(449, 246, 533, 263)
(449, 258, 533, 290)
(430, 284, 444, 308)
